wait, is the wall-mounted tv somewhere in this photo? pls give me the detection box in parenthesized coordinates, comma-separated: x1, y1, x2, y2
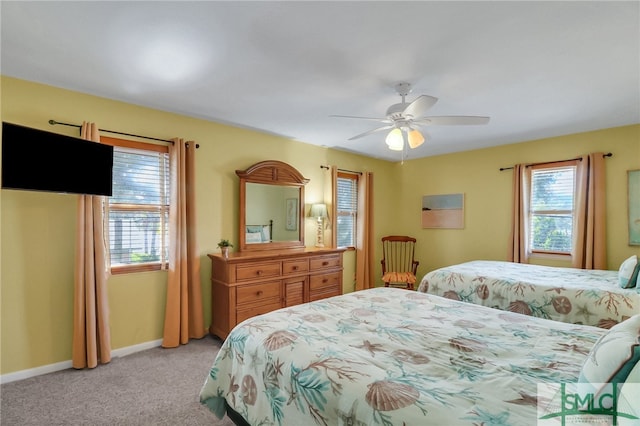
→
(2, 122, 114, 196)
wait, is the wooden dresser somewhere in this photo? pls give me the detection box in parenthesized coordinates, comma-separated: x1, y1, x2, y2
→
(208, 247, 345, 339)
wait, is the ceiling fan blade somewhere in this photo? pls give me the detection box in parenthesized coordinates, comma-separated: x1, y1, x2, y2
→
(348, 125, 394, 141)
(402, 95, 438, 118)
(413, 116, 490, 126)
(330, 114, 392, 123)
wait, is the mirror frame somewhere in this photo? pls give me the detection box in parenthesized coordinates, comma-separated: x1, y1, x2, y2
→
(237, 160, 309, 252)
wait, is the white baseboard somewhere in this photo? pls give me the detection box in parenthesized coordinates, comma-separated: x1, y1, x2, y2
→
(0, 360, 74, 385)
(111, 338, 163, 358)
(0, 338, 163, 384)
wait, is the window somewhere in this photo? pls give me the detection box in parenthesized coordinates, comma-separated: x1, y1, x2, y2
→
(102, 137, 170, 274)
(528, 160, 578, 256)
(336, 172, 358, 248)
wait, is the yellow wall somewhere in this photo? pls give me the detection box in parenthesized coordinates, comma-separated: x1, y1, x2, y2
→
(397, 125, 640, 277)
(1, 76, 638, 376)
(0, 77, 394, 375)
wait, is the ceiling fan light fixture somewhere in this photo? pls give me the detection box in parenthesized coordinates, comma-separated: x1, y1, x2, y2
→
(385, 128, 403, 151)
(332, 81, 490, 155)
(407, 129, 425, 149)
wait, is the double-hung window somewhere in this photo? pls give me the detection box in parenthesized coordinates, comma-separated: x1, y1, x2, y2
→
(528, 160, 579, 256)
(336, 172, 358, 248)
(102, 137, 170, 274)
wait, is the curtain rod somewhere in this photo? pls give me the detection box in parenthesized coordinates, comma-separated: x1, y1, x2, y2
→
(320, 165, 362, 175)
(499, 152, 612, 171)
(48, 120, 199, 148)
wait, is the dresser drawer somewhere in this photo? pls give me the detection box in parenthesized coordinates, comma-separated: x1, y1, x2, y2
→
(309, 271, 341, 292)
(236, 281, 282, 306)
(309, 287, 341, 302)
(309, 272, 341, 301)
(237, 301, 283, 324)
(283, 259, 309, 275)
(236, 261, 281, 282)
(309, 254, 341, 271)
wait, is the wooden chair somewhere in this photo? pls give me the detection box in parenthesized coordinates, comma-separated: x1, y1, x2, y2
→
(381, 235, 419, 290)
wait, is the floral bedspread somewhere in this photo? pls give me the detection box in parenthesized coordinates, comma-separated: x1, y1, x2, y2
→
(417, 260, 640, 328)
(200, 287, 603, 426)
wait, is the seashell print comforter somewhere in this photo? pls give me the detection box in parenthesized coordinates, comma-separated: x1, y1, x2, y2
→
(417, 260, 640, 329)
(200, 287, 604, 426)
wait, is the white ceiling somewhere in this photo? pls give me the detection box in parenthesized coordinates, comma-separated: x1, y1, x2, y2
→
(1, 1, 639, 162)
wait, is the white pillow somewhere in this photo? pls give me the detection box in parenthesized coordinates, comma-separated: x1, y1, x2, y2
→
(615, 346, 640, 424)
(261, 226, 271, 242)
(578, 315, 640, 408)
(618, 255, 638, 288)
(245, 232, 263, 243)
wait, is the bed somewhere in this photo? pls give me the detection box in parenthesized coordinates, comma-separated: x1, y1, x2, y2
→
(417, 260, 640, 329)
(199, 287, 639, 425)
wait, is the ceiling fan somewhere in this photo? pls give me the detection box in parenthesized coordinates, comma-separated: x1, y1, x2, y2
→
(331, 82, 490, 151)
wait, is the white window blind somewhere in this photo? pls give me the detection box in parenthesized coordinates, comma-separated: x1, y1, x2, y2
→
(109, 146, 170, 269)
(529, 163, 577, 254)
(336, 173, 357, 248)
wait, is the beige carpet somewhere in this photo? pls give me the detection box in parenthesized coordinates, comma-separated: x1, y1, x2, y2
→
(0, 335, 235, 425)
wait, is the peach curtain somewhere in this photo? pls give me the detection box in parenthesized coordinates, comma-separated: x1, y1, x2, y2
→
(72, 122, 112, 369)
(330, 167, 375, 289)
(356, 172, 375, 290)
(508, 164, 529, 263)
(572, 152, 607, 269)
(330, 166, 339, 249)
(162, 139, 205, 348)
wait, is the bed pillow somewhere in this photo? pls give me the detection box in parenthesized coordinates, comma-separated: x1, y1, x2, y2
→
(245, 232, 263, 243)
(618, 255, 638, 288)
(623, 358, 640, 383)
(631, 263, 640, 291)
(261, 226, 270, 242)
(578, 315, 640, 406)
(617, 355, 640, 424)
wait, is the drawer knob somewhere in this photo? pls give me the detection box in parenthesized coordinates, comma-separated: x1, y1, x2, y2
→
(256, 270, 263, 276)
(323, 278, 328, 283)
(322, 261, 329, 266)
(257, 290, 263, 296)
(292, 266, 298, 271)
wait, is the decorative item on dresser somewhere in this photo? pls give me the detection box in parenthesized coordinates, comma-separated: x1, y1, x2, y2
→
(208, 247, 345, 339)
(216, 239, 233, 258)
(309, 203, 328, 247)
(208, 160, 345, 339)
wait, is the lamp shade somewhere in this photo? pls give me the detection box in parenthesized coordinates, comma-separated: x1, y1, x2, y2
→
(309, 203, 328, 218)
(407, 129, 425, 149)
(385, 128, 404, 151)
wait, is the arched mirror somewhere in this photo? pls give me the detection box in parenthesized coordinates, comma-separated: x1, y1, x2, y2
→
(237, 160, 309, 252)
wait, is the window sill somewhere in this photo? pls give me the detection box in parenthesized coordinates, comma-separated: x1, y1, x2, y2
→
(110, 262, 168, 275)
(529, 251, 572, 261)
(528, 253, 574, 268)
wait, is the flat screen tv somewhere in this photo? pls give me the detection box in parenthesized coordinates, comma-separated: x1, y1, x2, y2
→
(2, 122, 113, 196)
